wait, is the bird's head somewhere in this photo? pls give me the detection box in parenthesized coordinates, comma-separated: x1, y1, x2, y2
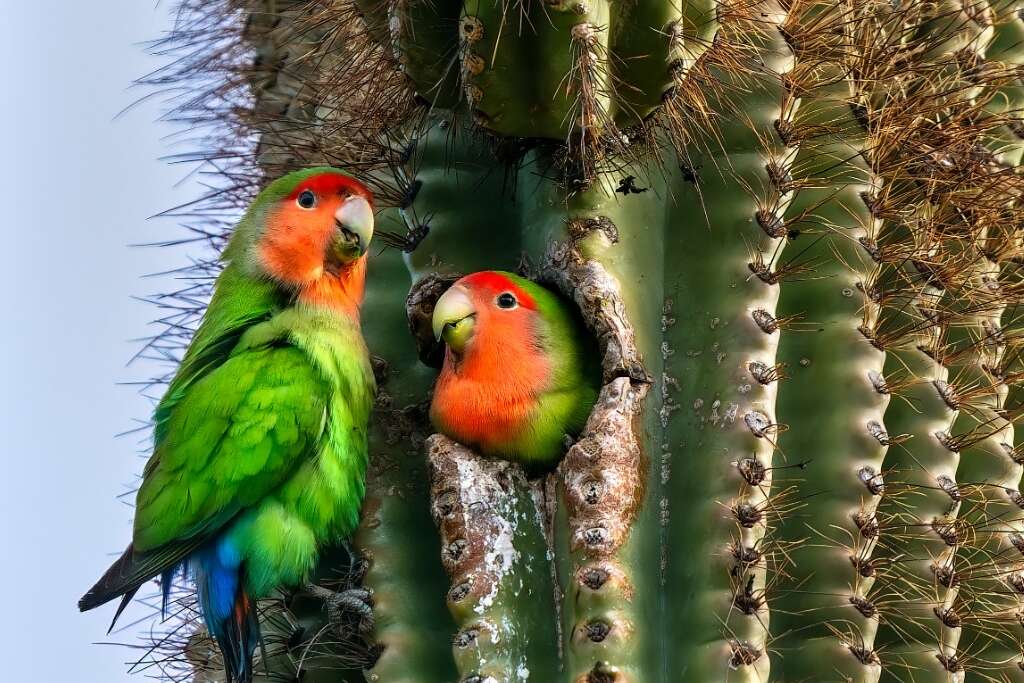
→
(432, 271, 541, 357)
(228, 168, 374, 302)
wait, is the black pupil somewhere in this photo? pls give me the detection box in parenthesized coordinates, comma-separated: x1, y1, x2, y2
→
(298, 190, 315, 208)
(497, 293, 516, 309)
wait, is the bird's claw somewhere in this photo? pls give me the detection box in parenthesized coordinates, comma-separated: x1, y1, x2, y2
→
(350, 556, 371, 585)
(333, 588, 374, 632)
(306, 584, 375, 635)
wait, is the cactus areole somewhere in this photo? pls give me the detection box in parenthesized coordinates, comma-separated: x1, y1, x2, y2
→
(122, 0, 1024, 681)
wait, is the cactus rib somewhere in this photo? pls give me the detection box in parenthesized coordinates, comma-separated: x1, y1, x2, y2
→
(427, 435, 558, 683)
(659, 1, 794, 679)
(772, 7, 889, 678)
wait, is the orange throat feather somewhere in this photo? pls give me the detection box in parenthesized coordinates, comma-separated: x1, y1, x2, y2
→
(432, 316, 550, 453)
(297, 255, 367, 317)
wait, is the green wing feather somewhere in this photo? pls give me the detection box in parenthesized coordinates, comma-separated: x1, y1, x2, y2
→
(152, 266, 284, 443)
(135, 340, 329, 551)
(80, 325, 330, 612)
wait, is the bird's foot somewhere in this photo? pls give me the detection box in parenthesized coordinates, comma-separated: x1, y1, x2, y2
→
(306, 584, 375, 635)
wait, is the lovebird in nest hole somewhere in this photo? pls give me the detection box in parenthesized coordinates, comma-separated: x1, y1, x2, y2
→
(80, 168, 379, 683)
(430, 271, 601, 472)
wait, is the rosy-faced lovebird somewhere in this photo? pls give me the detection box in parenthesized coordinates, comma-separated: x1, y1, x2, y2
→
(429, 271, 599, 471)
(79, 168, 377, 682)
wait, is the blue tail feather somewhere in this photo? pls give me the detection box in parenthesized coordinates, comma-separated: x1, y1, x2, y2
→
(194, 543, 260, 683)
(160, 568, 176, 620)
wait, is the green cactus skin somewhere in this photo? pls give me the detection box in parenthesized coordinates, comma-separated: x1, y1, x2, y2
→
(971, 6, 1024, 671)
(428, 435, 560, 683)
(388, 0, 463, 109)
(879, 370, 966, 681)
(952, 243, 1024, 676)
(458, 0, 608, 138)
(660, 3, 792, 679)
(134, 0, 1024, 682)
(379, 0, 726, 138)
(355, 241, 459, 683)
(521, 156, 667, 682)
(877, 275, 964, 681)
(361, 125, 528, 683)
(392, 122, 570, 683)
(875, 3, 1024, 680)
(606, 1, 680, 126)
(771, 68, 886, 683)
(879, 3, 1024, 680)
(987, 1, 1024, 168)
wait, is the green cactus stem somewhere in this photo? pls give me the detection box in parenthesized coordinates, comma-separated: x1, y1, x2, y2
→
(772, 61, 886, 683)
(353, 244, 459, 683)
(536, 212, 660, 682)
(943, 231, 1024, 675)
(427, 435, 559, 682)
(359, 125, 528, 683)
(659, 2, 793, 679)
(985, 1, 1024, 168)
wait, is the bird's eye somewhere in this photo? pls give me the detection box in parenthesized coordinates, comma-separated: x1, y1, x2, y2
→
(496, 292, 517, 309)
(297, 190, 317, 209)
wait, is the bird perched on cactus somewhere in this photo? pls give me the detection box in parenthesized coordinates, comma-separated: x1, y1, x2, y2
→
(79, 167, 378, 683)
(430, 271, 599, 471)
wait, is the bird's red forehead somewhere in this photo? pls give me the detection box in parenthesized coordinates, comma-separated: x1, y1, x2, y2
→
(286, 173, 373, 204)
(459, 271, 537, 309)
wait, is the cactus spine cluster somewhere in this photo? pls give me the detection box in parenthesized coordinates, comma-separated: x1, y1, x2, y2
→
(132, 0, 1024, 680)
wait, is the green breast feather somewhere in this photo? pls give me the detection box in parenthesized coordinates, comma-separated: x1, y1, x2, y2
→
(135, 298, 375, 579)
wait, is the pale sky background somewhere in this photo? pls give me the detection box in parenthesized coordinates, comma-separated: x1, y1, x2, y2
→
(1, 2, 218, 679)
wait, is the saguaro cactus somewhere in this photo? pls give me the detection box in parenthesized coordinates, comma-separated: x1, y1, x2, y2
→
(131, 0, 1024, 680)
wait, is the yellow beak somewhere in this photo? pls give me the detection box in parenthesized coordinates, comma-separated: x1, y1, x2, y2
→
(432, 285, 477, 354)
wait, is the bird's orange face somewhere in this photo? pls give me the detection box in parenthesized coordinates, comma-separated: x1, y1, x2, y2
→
(430, 271, 552, 456)
(258, 173, 375, 288)
(432, 271, 539, 358)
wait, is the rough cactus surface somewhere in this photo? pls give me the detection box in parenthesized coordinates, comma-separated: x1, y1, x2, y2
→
(127, 0, 1024, 681)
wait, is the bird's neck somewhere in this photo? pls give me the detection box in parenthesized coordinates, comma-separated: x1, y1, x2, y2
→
(297, 256, 367, 319)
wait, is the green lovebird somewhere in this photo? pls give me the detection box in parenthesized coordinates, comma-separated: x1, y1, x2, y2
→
(429, 271, 600, 471)
(79, 168, 377, 683)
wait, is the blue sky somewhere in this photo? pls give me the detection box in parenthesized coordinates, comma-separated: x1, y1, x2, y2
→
(1, 2, 214, 679)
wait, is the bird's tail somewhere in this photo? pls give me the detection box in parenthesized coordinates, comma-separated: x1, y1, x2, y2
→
(79, 541, 197, 632)
(195, 551, 260, 683)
